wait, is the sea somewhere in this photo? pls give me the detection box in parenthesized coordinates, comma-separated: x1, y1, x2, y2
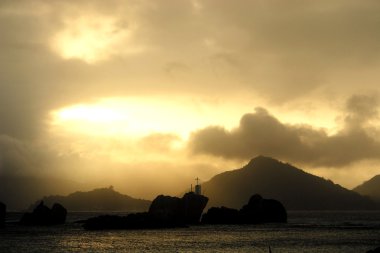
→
(1, 211, 380, 253)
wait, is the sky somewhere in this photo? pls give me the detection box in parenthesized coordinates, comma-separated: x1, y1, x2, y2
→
(1, 0, 380, 199)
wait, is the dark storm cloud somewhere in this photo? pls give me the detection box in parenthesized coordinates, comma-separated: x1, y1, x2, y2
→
(189, 95, 380, 167)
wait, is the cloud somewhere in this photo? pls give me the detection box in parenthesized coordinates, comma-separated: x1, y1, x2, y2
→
(189, 95, 380, 167)
(138, 133, 182, 153)
(222, 1, 380, 101)
(344, 94, 379, 130)
(2, 0, 380, 139)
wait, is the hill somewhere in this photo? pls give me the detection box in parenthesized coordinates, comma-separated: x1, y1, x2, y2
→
(354, 175, 380, 202)
(202, 156, 376, 210)
(29, 186, 151, 212)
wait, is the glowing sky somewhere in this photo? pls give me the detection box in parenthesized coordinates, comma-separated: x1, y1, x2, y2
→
(1, 0, 380, 197)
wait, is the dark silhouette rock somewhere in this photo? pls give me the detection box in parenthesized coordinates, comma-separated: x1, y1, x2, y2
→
(201, 206, 240, 224)
(83, 192, 208, 230)
(240, 194, 287, 223)
(202, 194, 287, 224)
(51, 203, 67, 224)
(367, 247, 380, 253)
(0, 202, 5, 228)
(20, 201, 67, 226)
(149, 192, 208, 225)
(149, 195, 184, 225)
(181, 192, 209, 224)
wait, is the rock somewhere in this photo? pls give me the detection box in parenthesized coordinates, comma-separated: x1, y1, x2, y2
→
(149, 192, 208, 225)
(148, 195, 184, 225)
(20, 201, 67, 226)
(83, 192, 208, 230)
(202, 194, 287, 224)
(181, 192, 209, 224)
(0, 202, 5, 228)
(240, 194, 287, 223)
(51, 203, 67, 224)
(367, 247, 380, 253)
(201, 206, 240, 224)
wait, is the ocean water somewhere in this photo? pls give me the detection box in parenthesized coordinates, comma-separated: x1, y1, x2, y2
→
(1, 211, 380, 252)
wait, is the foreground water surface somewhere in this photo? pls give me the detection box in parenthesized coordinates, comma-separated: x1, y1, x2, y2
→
(1, 211, 380, 252)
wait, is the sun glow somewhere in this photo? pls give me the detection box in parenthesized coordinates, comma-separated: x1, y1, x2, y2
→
(51, 96, 340, 141)
(51, 97, 241, 139)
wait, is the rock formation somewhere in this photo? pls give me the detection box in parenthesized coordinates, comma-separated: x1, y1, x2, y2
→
(149, 192, 209, 225)
(240, 194, 287, 223)
(148, 195, 184, 226)
(202, 194, 287, 224)
(20, 201, 67, 226)
(0, 202, 5, 228)
(83, 192, 208, 230)
(51, 203, 67, 224)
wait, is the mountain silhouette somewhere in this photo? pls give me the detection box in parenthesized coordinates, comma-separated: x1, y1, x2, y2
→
(29, 186, 151, 212)
(354, 175, 380, 202)
(202, 156, 376, 210)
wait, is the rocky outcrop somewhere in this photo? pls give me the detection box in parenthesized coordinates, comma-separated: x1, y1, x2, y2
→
(0, 202, 5, 228)
(20, 201, 67, 226)
(149, 192, 209, 225)
(202, 194, 287, 224)
(182, 192, 209, 223)
(51, 203, 67, 224)
(83, 192, 208, 230)
(148, 195, 184, 226)
(240, 194, 287, 223)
